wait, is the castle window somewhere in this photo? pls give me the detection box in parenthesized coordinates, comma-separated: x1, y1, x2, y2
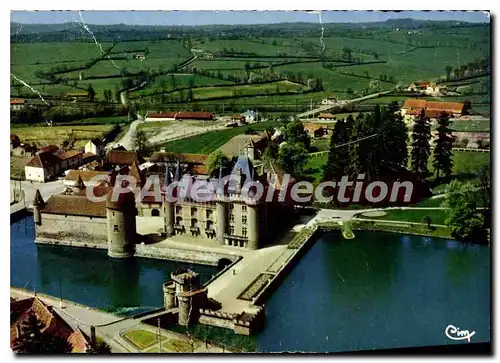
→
(229, 213, 235, 222)
(229, 225, 235, 235)
(176, 216, 183, 225)
(191, 207, 197, 217)
(113, 225, 119, 232)
(175, 206, 182, 214)
(206, 210, 213, 219)
(242, 227, 247, 237)
(242, 215, 247, 225)
(242, 205, 247, 212)
(151, 208, 160, 217)
(191, 218, 198, 228)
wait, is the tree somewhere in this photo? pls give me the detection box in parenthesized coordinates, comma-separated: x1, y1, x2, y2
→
(323, 117, 350, 181)
(103, 89, 113, 104)
(433, 112, 455, 179)
(410, 109, 431, 178)
(477, 164, 491, 230)
(444, 66, 453, 80)
(462, 100, 472, 115)
(13, 312, 72, 353)
(86, 337, 111, 354)
(87, 84, 96, 101)
(207, 150, 231, 176)
(278, 142, 309, 177)
(443, 180, 487, 244)
(131, 129, 150, 156)
(284, 120, 311, 150)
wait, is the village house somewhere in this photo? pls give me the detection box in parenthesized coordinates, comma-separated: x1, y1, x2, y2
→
(10, 297, 91, 353)
(133, 52, 146, 60)
(25, 152, 63, 182)
(321, 97, 337, 105)
(317, 113, 336, 121)
(406, 81, 443, 96)
(84, 138, 104, 156)
(242, 110, 258, 122)
(303, 123, 328, 139)
(58, 150, 84, 170)
(150, 152, 209, 176)
(10, 98, 26, 111)
(105, 150, 142, 170)
(218, 132, 271, 161)
(230, 114, 247, 125)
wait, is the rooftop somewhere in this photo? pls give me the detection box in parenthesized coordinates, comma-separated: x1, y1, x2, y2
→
(26, 152, 62, 168)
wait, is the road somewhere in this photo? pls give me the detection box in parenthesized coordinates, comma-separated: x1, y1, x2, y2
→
(297, 89, 393, 119)
(105, 119, 140, 151)
(10, 179, 65, 211)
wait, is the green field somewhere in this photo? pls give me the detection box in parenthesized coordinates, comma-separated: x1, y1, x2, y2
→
(10, 23, 490, 114)
(160, 121, 276, 154)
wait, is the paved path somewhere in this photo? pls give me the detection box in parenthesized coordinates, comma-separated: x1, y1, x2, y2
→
(206, 244, 288, 314)
(10, 179, 65, 213)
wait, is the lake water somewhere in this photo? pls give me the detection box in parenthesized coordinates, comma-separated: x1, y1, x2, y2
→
(11, 216, 490, 352)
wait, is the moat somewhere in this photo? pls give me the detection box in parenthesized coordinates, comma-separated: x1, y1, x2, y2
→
(11, 216, 490, 352)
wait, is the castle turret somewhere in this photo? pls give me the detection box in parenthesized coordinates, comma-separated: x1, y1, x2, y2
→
(106, 188, 137, 258)
(164, 166, 174, 236)
(32, 189, 45, 225)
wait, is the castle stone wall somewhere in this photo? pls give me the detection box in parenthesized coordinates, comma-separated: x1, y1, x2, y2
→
(36, 214, 107, 245)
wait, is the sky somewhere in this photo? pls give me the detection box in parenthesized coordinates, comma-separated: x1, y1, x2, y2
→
(10, 10, 490, 26)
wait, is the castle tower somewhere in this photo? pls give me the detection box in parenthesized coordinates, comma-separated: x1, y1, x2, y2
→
(162, 281, 176, 310)
(247, 203, 260, 250)
(216, 198, 226, 245)
(32, 189, 45, 225)
(163, 165, 174, 236)
(106, 188, 137, 258)
(169, 269, 204, 327)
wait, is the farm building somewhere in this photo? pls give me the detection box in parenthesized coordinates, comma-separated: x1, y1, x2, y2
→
(242, 110, 258, 122)
(150, 152, 209, 176)
(303, 123, 328, 138)
(39, 145, 59, 154)
(401, 99, 464, 120)
(317, 113, 336, 121)
(105, 150, 143, 169)
(145, 111, 215, 121)
(58, 150, 84, 170)
(65, 91, 90, 99)
(10, 98, 26, 111)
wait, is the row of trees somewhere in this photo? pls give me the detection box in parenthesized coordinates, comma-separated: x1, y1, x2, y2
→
(323, 103, 455, 183)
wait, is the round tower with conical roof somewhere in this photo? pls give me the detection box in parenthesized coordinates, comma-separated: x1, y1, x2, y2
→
(32, 189, 45, 225)
(106, 188, 137, 258)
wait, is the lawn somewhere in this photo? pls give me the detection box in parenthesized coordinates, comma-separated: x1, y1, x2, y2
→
(449, 119, 490, 132)
(13, 124, 115, 148)
(374, 208, 448, 225)
(122, 329, 165, 350)
(160, 121, 276, 154)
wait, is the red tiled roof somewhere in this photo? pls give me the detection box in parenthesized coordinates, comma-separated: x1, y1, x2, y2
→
(58, 150, 83, 160)
(10, 297, 89, 353)
(402, 98, 427, 110)
(26, 152, 61, 168)
(41, 194, 108, 217)
(192, 164, 209, 175)
(39, 145, 59, 153)
(106, 150, 138, 165)
(147, 112, 177, 118)
(65, 170, 110, 182)
(426, 101, 464, 113)
(303, 123, 324, 132)
(175, 111, 214, 120)
(10, 98, 26, 105)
